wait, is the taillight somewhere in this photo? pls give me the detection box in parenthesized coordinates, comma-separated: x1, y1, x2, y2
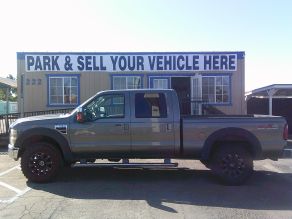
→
(283, 123, 289, 140)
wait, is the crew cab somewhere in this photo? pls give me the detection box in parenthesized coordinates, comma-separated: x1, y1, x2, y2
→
(8, 89, 288, 185)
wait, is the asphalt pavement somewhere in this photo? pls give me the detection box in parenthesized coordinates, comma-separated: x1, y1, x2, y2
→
(0, 155, 292, 219)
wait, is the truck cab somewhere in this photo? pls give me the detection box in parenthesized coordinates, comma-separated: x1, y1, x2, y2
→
(70, 89, 180, 158)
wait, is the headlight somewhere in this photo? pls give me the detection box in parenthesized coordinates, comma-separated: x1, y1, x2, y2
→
(10, 129, 17, 136)
(9, 129, 18, 145)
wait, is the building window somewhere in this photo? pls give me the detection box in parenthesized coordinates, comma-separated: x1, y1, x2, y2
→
(149, 77, 170, 89)
(113, 76, 142, 89)
(48, 76, 79, 105)
(202, 76, 230, 104)
(153, 79, 168, 89)
(135, 93, 167, 118)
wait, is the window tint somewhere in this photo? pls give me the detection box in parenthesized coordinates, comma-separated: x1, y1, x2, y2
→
(84, 94, 125, 121)
(135, 93, 167, 118)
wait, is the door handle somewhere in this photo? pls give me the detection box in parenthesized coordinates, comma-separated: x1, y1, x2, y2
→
(167, 123, 172, 131)
(124, 124, 129, 131)
(115, 123, 129, 131)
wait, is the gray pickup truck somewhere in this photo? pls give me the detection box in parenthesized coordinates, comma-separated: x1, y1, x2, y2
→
(8, 89, 288, 185)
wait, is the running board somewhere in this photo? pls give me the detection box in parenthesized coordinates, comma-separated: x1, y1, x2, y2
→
(73, 159, 178, 168)
(73, 163, 178, 168)
(281, 148, 292, 158)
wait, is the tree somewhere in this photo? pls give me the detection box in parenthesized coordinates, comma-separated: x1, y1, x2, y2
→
(0, 74, 17, 101)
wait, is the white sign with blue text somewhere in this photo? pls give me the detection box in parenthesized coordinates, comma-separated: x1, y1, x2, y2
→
(25, 53, 237, 72)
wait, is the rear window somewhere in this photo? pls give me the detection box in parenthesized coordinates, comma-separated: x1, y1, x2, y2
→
(135, 93, 167, 118)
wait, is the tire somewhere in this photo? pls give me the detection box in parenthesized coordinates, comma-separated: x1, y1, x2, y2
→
(21, 142, 62, 183)
(210, 144, 253, 185)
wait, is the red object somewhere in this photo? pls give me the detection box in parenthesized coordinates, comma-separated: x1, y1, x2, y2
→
(76, 112, 84, 122)
(283, 123, 289, 140)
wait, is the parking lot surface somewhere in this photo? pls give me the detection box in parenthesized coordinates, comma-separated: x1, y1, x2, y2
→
(0, 154, 292, 219)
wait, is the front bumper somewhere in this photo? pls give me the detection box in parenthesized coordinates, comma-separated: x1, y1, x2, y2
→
(8, 144, 19, 160)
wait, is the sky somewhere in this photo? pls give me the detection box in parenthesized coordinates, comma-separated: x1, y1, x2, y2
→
(0, 0, 291, 91)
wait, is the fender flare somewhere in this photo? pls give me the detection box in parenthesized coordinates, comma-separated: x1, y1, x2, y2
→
(15, 127, 73, 162)
(201, 127, 262, 161)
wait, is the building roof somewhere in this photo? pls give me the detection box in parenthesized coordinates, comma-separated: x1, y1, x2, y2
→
(0, 77, 17, 88)
(246, 84, 292, 98)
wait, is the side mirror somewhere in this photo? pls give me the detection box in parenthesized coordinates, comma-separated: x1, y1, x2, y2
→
(76, 109, 85, 123)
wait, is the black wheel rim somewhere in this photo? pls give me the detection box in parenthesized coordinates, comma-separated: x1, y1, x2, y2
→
(220, 153, 246, 178)
(28, 152, 53, 176)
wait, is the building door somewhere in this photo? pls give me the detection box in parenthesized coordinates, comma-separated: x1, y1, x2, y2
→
(171, 77, 191, 115)
(191, 75, 203, 115)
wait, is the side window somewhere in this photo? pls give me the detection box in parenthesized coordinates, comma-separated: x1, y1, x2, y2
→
(135, 93, 167, 118)
(84, 94, 125, 121)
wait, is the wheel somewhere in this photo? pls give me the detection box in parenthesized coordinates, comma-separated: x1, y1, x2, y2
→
(210, 144, 253, 185)
(21, 142, 62, 183)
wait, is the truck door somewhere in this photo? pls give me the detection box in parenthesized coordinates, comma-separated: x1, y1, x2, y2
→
(130, 91, 175, 157)
(69, 92, 131, 156)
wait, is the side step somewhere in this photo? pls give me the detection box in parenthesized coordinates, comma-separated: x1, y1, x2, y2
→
(73, 159, 178, 168)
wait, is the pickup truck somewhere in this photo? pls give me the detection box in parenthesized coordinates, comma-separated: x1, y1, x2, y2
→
(8, 89, 288, 185)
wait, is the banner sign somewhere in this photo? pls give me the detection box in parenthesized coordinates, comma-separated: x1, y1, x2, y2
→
(25, 53, 237, 72)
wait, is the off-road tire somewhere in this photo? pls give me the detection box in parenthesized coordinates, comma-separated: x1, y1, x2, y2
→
(210, 144, 253, 185)
(21, 142, 62, 183)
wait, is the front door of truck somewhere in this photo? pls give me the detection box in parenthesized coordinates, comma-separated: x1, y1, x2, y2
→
(130, 91, 175, 157)
(69, 92, 131, 156)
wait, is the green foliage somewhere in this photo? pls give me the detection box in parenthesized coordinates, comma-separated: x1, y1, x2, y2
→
(0, 74, 17, 102)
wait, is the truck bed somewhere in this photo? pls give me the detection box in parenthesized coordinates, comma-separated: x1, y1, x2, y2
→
(181, 114, 287, 160)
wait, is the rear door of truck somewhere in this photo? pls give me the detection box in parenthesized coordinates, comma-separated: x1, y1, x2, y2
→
(130, 90, 175, 157)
